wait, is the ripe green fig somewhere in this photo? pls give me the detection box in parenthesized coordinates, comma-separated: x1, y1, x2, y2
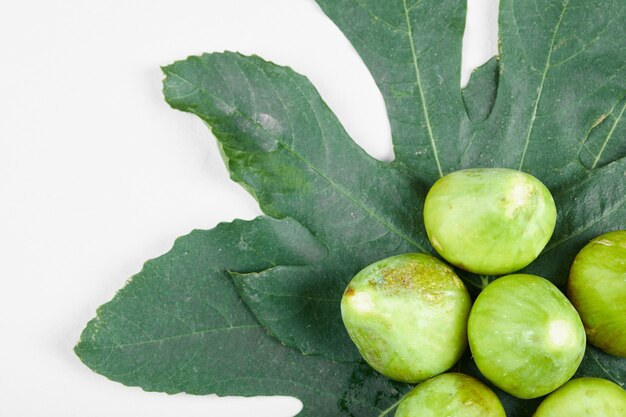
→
(568, 230, 626, 357)
(341, 253, 471, 383)
(423, 168, 556, 275)
(395, 373, 506, 417)
(533, 377, 626, 417)
(468, 274, 586, 399)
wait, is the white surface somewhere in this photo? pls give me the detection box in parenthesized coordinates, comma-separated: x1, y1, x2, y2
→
(0, 1, 497, 415)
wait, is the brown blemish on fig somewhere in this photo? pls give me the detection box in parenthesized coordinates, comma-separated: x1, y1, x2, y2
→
(372, 263, 451, 301)
(345, 286, 355, 296)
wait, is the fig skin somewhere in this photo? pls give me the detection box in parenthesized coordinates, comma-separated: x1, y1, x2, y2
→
(341, 253, 471, 383)
(568, 230, 626, 357)
(468, 274, 586, 399)
(533, 377, 626, 417)
(423, 168, 556, 275)
(395, 373, 506, 417)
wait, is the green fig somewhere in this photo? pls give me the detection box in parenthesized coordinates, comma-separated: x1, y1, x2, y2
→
(341, 253, 471, 383)
(395, 373, 506, 417)
(533, 377, 626, 417)
(568, 230, 626, 357)
(468, 274, 586, 398)
(423, 168, 556, 275)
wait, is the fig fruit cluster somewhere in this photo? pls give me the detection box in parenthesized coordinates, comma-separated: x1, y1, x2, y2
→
(340, 168, 626, 416)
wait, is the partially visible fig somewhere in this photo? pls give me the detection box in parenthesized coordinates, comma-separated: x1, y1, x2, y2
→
(533, 377, 626, 417)
(568, 230, 626, 357)
(395, 373, 506, 417)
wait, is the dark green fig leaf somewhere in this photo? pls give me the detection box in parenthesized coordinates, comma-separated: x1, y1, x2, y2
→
(315, 0, 626, 191)
(315, 0, 469, 185)
(469, 0, 626, 189)
(162, 52, 429, 259)
(74, 216, 410, 416)
(231, 263, 359, 362)
(77, 0, 626, 415)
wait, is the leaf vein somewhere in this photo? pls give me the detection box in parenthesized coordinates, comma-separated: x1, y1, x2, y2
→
(543, 193, 626, 253)
(402, 0, 443, 177)
(591, 100, 626, 169)
(351, 0, 408, 33)
(590, 348, 623, 387)
(518, 0, 570, 170)
(78, 324, 261, 350)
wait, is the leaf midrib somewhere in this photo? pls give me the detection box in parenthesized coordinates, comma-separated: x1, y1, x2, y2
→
(518, 0, 570, 170)
(279, 142, 426, 252)
(402, 0, 443, 178)
(77, 323, 262, 350)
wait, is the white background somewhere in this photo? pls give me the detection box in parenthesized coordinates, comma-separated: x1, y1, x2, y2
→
(0, 0, 498, 415)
